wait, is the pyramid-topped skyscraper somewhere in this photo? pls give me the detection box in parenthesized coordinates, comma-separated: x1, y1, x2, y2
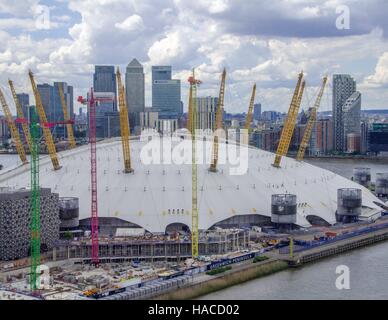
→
(125, 58, 145, 128)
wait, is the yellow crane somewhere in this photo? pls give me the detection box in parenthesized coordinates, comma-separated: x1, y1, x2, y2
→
(273, 72, 305, 168)
(209, 68, 226, 173)
(57, 83, 76, 149)
(8, 80, 32, 153)
(242, 83, 257, 145)
(28, 70, 61, 171)
(116, 68, 133, 173)
(188, 69, 201, 258)
(0, 87, 28, 165)
(296, 76, 328, 161)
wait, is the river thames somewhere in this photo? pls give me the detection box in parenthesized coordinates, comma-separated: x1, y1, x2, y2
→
(199, 158, 388, 300)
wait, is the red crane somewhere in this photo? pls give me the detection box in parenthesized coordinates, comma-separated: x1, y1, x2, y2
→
(78, 89, 114, 266)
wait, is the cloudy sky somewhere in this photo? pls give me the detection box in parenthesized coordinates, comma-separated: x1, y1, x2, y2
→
(1, 0, 388, 115)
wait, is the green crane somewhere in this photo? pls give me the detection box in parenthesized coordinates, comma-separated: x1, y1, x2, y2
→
(30, 107, 41, 291)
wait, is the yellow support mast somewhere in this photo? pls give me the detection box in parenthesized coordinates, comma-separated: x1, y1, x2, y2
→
(189, 69, 201, 258)
(8, 80, 32, 153)
(116, 68, 133, 173)
(296, 76, 328, 161)
(273, 72, 305, 168)
(245, 84, 257, 131)
(209, 68, 227, 173)
(243, 83, 257, 145)
(57, 83, 76, 149)
(28, 70, 61, 171)
(187, 83, 193, 133)
(0, 88, 28, 165)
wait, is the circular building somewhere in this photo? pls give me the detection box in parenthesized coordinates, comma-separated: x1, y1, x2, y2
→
(0, 135, 384, 234)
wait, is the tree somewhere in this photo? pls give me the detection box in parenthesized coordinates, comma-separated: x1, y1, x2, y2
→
(64, 231, 73, 240)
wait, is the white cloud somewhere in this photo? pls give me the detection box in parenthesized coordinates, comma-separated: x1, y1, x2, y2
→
(0, 50, 13, 63)
(0, 0, 40, 17)
(115, 15, 144, 32)
(363, 52, 388, 87)
(1, 0, 388, 115)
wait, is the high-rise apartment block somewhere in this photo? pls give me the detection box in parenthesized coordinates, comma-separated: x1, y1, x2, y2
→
(195, 96, 218, 130)
(315, 118, 333, 154)
(332, 74, 357, 152)
(343, 91, 361, 153)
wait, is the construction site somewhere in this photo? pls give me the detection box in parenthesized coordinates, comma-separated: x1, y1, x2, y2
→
(0, 68, 388, 300)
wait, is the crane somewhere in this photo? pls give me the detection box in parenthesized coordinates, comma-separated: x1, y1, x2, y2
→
(28, 70, 61, 171)
(0, 87, 28, 165)
(116, 68, 133, 173)
(273, 72, 304, 168)
(209, 68, 227, 173)
(57, 83, 76, 149)
(78, 90, 114, 266)
(29, 107, 40, 291)
(243, 83, 257, 145)
(8, 79, 32, 153)
(296, 76, 328, 161)
(188, 69, 201, 258)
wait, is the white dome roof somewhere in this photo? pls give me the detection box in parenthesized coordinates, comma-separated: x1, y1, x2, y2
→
(0, 136, 383, 233)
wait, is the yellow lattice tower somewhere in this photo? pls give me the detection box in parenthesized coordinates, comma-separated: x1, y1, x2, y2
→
(28, 70, 61, 170)
(209, 68, 227, 173)
(116, 68, 133, 173)
(242, 83, 257, 145)
(0, 87, 28, 165)
(57, 83, 76, 149)
(296, 76, 328, 161)
(8, 79, 32, 153)
(273, 72, 304, 168)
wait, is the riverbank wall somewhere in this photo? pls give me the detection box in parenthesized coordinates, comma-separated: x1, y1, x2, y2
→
(153, 259, 288, 300)
(153, 225, 388, 300)
(285, 226, 388, 267)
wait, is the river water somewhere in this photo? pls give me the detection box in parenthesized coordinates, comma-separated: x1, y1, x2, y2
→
(1, 154, 388, 299)
(200, 158, 388, 300)
(199, 241, 388, 300)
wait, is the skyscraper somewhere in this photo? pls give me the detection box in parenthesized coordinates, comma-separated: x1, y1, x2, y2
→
(93, 66, 117, 111)
(253, 103, 261, 121)
(93, 92, 120, 138)
(37, 82, 74, 138)
(37, 83, 54, 121)
(195, 96, 219, 130)
(360, 121, 369, 154)
(332, 74, 356, 152)
(16, 93, 29, 120)
(343, 91, 361, 152)
(152, 66, 181, 117)
(125, 59, 145, 129)
(315, 118, 333, 155)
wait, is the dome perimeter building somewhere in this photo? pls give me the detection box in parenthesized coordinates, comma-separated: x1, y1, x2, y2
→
(0, 135, 384, 234)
